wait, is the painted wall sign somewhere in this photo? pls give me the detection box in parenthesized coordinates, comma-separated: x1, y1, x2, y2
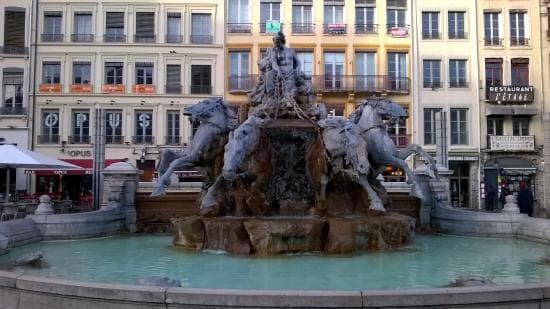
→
(487, 86, 534, 103)
(489, 135, 535, 151)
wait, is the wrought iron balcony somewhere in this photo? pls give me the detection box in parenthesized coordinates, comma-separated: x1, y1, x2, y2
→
(484, 37, 503, 46)
(41, 34, 64, 42)
(38, 135, 60, 144)
(510, 37, 529, 46)
(132, 135, 154, 144)
(0, 106, 26, 115)
(71, 34, 94, 42)
(422, 32, 441, 39)
(312, 75, 410, 93)
(105, 135, 124, 144)
(103, 34, 126, 43)
(190, 35, 213, 44)
(165, 84, 182, 94)
(134, 35, 156, 43)
(166, 35, 183, 43)
(323, 23, 347, 35)
(423, 81, 442, 89)
(69, 135, 91, 144)
(291, 23, 315, 34)
(227, 23, 252, 33)
(190, 85, 212, 95)
(165, 136, 181, 145)
(1, 46, 28, 55)
(228, 75, 258, 93)
(355, 24, 378, 34)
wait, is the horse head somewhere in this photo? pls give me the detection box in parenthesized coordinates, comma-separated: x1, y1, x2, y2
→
(222, 116, 266, 181)
(183, 97, 238, 130)
(354, 97, 408, 128)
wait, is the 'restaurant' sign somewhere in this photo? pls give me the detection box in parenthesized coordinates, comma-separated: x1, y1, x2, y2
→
(487, 86, 534, 103)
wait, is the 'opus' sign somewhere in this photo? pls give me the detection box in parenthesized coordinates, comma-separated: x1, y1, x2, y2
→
(487, 86, 534, 103)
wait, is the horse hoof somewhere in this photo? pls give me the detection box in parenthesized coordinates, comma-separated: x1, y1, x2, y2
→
(369, 204, 386, 212)
(150, 185, 167, 197)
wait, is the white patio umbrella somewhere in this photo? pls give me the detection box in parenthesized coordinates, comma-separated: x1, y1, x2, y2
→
(0, 144, 81, 202)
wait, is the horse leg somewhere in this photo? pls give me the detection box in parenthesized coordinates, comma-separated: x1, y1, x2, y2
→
(396, 144, 438, 179)
(151, 154, 197, 197)
(387, 157, 425, 201)
(359, 175, 385, 212)
(157, 149, 182, 176)
(367, 171, 390, 205)
(200, 176, 224, 212)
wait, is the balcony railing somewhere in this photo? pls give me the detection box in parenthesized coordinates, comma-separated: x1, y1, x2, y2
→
(228, 75, 258, 92)
(312, 75, 410, 93)
(165, 136, 181, 145)
(484, 37, 503, 46)
(0, 106, 26, 115)
(190, 35, 213, 44)
(103, 34, 126, 43)
(323, 23, 347, 35)
(422, 32, 441, 39)
(41, 34, 63, 42)
(105, 135, 124, 144)
(449, 32, 468, 39)
(355, 24, 378, 34)
(38, 135, 60, 144)
(39, 84, 62, 93)
(190, 85, 212, 95)
(386, 25, 410, 37)
(389, 134, 411, 148)
(134, 35, 155, 43)
(166, 35, 183, 43)
(291, 23, 315, 34)
(132, 135, 154, 144)
(510, 37, 529, 46)
(423, 81, 442, 89)
(102, 84, 125, 94)
(227, 23, 252, 33)
(165, 84, 182, 94)
(449, 81, 469, 88)
(1, 46, 28, 55)
(69, 135, 91, 144)
(488, 135, 535, 152)
(71, 34, 94, 42)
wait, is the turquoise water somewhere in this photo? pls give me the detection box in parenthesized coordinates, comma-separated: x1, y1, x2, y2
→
(2, 234, 550, 290)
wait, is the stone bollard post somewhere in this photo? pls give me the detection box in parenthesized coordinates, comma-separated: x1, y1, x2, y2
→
(102, 162, 141, 233)
(502, 194, 521, 214)
(34, 195, 54, 215)
(414, 165, 453, 228)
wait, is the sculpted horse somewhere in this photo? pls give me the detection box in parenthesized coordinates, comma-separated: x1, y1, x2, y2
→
(152, 98, 238, 197)
(350, 97, 437, 201)
(319, 118, 386, 212)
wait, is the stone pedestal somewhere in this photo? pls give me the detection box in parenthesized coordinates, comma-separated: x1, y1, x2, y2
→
(415, 165, 453, 228)
(34, 195, 54, 215)
(102, 162, 141, 232)
(502, 195, 520, 214)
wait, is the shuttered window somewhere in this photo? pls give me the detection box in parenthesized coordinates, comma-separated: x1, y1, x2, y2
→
(166, 64, 181, 94)
(293, 0, 312, 4)
(135, 12, 154, 38)
(106, 12, 124, 35)
(190, 65, 211, 94)
(4, 9, 25, 49)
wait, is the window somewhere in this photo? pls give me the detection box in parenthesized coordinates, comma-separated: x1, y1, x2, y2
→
(449, 59, 467, 88)
(166, 111, 180, 145)
(229, 51, 250, 90)
(485, 58, 502, 99)
(73, 12, 93, 42)
(422, 12, 439, 39)
(166, 12, 181, 43)
(105, 62, 123, 84)
(135, 12, 155, 42)
(424, 108, 442, 145)
(191, 65, 212, 94)
(43, 12, 63, 42)
(511, 58, 529, 86)
(450, 108, 468, 145)
(324, 52, 344, 89)
(40, 110, 60, 143)
(292, 1, 313, 33)
(355, 0, 376, 34)
(191, 13, 212, 43)
(71, 111, 90, 144)
(4, 8, 26, 54)
(105, 12, 125, 42)
(355, 52, 376, 90)
(134, 111, 153, 144)
(484, 12, 500, 45)
(326, 104, 344, 118)
(296, 51, 313, 77)
(387, 52, 407, 91)
(166, 64, 181, 94)
(513, 117, 529, 136)
(2, 69, 24, 113)
(423, 60, 441, 88)
(324, 2, 344, 34)
(42, 62, 60, 84)
(386, 0, 406, 31)
(260, 0, 281, 34)
(487, 117, 503, 136)
(388, 118, 408, 147)
(510, 11, 527, 46)
(73, 62, 91, 84)
(228, 0, 250, 33)
(106, 110, 123, 144)
(448, 11, 465, 39)
(135, 63, 153, 85)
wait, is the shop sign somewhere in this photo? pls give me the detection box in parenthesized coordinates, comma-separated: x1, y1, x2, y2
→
(266, 20, 281, 33)
(487, 86, 534, 103)
(489, 135, 535, 151)
(67, 150, 92, 157)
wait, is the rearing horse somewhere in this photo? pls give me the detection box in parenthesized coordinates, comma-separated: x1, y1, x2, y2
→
(351, 97, 437, 201)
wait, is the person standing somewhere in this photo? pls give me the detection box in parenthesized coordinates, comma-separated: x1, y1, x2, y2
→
(485, 185, 496, 211)
(518, 181, 534, 216)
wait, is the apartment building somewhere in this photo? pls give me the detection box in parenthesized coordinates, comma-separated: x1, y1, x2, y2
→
(29, 0, 224, 199)
(0, 0, 32, 195)
(477, 0, 544, 214)
(225, 0, 413, 178)
(411, 1, 481, 208)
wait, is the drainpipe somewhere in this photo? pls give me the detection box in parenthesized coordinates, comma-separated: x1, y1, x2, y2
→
(30, 0, 39, 151)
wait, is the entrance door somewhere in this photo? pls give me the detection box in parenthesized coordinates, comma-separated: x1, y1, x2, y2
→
(484, 169, 498, 210)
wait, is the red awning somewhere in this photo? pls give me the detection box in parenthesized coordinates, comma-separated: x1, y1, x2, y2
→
(25, 159, 123, 176)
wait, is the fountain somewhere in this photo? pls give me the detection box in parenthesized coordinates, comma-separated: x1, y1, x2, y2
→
(152, 32, 438, 255)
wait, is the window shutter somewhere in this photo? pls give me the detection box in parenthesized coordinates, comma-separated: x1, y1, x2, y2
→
(167, 12, 181, 18)
(485, 58, 503, 63)
(260, 0, 282, 3)
(387, 0, 406, 9)
(324, 0, 344, 5)
(511, 58, 529, 64)
(356, 0, 376, 7)
(166, 65, 181, 85)
(4, 10, 25, 48)
(136, 12, 154, 36)
(106, 12, 124, 28)
(292, 0, 312, 4)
